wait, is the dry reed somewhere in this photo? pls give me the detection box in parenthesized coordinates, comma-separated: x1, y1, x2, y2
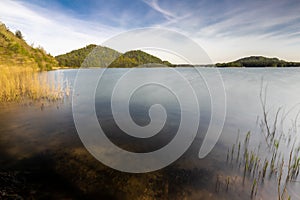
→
(0, 66, 68, 102)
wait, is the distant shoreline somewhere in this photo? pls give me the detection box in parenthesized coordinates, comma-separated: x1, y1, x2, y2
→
(50, 65, 300, 70)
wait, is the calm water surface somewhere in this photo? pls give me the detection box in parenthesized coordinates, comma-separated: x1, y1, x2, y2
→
(1, 67, 300, 199)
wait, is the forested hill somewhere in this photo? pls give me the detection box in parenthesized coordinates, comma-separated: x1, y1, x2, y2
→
(0, 22, 58, 70)
(55, 44, 121, 67)
(108, 50, 172, 68)
(216, 56, 300, 67)
(56, 46, 173, 68)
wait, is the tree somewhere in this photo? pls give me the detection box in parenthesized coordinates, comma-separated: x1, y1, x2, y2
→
(15, 30, 23, 39)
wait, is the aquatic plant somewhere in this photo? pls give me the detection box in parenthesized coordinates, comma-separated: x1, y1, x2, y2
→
(215, 175, 221, 193)
(227, 148, 230, 163)
(237, 142, 241, 163)
(225, 176, 230, 192)
(231, 144, 235, 163)
(262, 159, 269, 181)
(251, 178, 257, 198)
(259, 79, 282, 147)
(278, 159, 284, 200)
(0, 66, 69, 102)
(224, 82, 300, 199)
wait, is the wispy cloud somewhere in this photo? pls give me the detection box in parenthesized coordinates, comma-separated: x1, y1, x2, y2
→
(0, 0, 122, 56)
(146, 0, 300, 62)
(194, 0, 300, 39)
(143, 0, 176, 20)
(0, 0, 300, 62)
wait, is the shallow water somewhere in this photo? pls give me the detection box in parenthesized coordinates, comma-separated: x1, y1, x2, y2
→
(1, 67, 300, 199)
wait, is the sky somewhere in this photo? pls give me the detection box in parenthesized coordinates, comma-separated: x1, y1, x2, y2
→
(0, 0, 300, 63)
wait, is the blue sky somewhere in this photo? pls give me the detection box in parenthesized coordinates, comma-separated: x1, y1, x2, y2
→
(1, 0, 300, 63)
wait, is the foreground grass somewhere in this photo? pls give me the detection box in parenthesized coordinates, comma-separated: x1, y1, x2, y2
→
(0, 66, 68, 102)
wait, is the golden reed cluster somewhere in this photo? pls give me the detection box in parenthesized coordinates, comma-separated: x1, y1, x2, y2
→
(0, 66, 69, 102)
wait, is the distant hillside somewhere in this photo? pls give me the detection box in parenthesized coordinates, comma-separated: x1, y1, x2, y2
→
(55, 44, 121, 67)
(0, 23, 58, 70)
(108, 50, 172, 68)
(56, 46, 173, 68)
(216, 56, 300, 67)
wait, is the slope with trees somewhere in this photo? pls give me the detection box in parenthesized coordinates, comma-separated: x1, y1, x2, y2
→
(56, 47, 173, 68)
(108, 50, 172, 68)
(55, 44, 123, 68)
(216, 56, 300, 67)
(0, 22, 58, 70)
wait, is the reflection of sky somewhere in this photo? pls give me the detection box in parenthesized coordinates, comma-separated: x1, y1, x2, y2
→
(62, 68, 300, 145)
(1, 0, 300, 62)
(219, 68, 300, 147)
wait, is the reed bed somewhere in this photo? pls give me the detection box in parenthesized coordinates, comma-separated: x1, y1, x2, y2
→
(0, 66, 69, 102)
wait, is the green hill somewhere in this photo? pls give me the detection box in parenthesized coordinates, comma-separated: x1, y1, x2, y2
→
(55, 44, 122, 68)
(56, 46, 173, 68)
(216, 56, 300, 67)
(108, 50, 172, 68)
(0, 22, 58, 70)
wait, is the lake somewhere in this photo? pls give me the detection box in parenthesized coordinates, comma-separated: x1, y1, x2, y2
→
(1, 67, 300, 199)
